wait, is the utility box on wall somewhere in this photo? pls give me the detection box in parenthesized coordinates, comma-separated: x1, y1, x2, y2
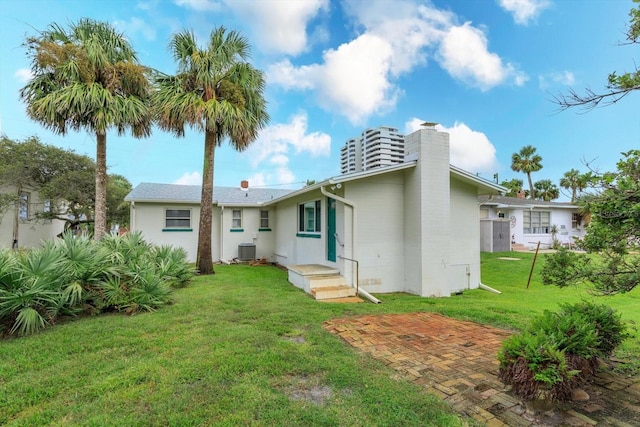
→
(480, 219, 511, 252)
(238, 243, 256, 261)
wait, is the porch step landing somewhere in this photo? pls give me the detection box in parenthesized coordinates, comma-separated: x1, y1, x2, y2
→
(287, 264, 357, 301)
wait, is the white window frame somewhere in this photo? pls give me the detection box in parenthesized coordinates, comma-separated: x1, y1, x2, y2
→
(523, 210, 550, 234)
(298, 200, 321, 234)
(260, 209, 269, 228)
(164, 208, 191, 229)
(232, 209, 242, 229)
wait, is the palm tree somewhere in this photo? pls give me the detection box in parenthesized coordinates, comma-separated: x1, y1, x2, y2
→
(153, 27, 269, 275)
(511, 145, 543, 200)
(533, 179, 560, 201)
(559, 169, 591, 202)
(499, 178, 524, 198)
(20, 19, 152, 240)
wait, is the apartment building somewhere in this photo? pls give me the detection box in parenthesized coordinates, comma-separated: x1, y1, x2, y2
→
(340, 126, 405, 174)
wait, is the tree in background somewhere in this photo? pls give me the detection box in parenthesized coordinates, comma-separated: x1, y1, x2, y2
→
(106, 174, 133, 230)
(154, 27, 269, 274)
(511, 145, 543, 200)
(553, 1, 640, 110)
(542, 150, 640, 294)
(20, 19, 152, 240)
(559, 168, 592, 202)
(0, 135, 83, 246)
(499, 178, 525, 198)
(534, 179, 560, 201)
(0, 135, 132, 239)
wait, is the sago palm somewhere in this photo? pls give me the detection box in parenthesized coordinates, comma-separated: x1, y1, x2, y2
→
(511, 145, 543, 200)
(20, 19, 152, 240)
(153, 27, 269, 274)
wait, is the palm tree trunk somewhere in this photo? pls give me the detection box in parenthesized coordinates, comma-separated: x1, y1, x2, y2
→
(527, 173, 535, 200)
(197, 129, 216, 275)
(94, 131, 108, 240)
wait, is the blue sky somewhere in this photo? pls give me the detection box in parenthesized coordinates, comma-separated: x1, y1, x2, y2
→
(1, 0, 638, 200)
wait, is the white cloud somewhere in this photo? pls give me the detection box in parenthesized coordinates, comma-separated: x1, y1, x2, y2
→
(173, 0, 220, 12)
(173, 171, 202, 185)
(242, 113, 331, 184)
(228, 0, 328, 55)
(437, 23, 527, 91)
(246, 172, 266, 188)
(498, 0, 551, 25)
(114, 17, 156, 41)
(538, 71, 575, 89)
(269, 0, 527, 124)
(405, 118, 499, 174)
(269, 34, 399, 125)
(14, 68, 33, 83)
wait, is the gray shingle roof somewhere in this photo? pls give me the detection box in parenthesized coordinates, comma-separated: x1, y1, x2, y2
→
(125, 182, 294, 205)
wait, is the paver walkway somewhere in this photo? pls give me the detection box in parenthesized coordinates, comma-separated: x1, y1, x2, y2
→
(323, 312, 640, 426)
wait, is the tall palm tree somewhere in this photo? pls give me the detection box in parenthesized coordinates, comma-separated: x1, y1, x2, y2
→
(533, 179, 560, 201)
(20, 19, 152, 240)
(153, 27, 269, 275)
(559, 168, 591, 202)
(511, 145, 543, 200)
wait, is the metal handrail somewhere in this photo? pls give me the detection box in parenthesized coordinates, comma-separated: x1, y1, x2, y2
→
(337, 255, 358, 296)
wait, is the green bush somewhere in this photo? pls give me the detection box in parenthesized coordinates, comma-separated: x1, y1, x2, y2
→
(0, 232, 194, 337)
(498, 332, 578, 401)
(498, 302, 628, 402)
(558, 301, 628, 357)
(530, 309, 600, 360)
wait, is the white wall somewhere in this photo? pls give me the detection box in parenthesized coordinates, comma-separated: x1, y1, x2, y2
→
(404, 128, 452, 297)
(0, 185, 65, 249)
(219, 206, 275, 261)
(272, 191, 328, 267)
(131, 202, 202, 262)
(483, 204, 585, 248)
(345, 172, 406, 293)
(450, 178, 481, 291)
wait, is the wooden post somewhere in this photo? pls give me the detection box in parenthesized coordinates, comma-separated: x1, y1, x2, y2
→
(527, 241, 541, 289)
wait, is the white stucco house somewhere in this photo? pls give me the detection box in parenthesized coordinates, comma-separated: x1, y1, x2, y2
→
(126, 127, 505, 298)
(478, 195, 586, 251)
(0, 184, 65, 249)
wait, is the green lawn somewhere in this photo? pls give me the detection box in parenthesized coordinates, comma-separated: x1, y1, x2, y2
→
(1, 252, 637, 426)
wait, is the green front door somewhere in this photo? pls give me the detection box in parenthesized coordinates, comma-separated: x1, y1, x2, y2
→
(327, 197, 336, 262)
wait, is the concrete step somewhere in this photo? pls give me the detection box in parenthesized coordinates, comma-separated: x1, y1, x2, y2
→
(308, 274, 348, 289)
(311, 285, 357, 300)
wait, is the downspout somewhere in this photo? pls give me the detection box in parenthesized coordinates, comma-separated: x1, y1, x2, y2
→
(219, 205, 225, 263)
(130, 201, 135, 232)
(479, 283, 502, 294)
(320, 185, 379, 304)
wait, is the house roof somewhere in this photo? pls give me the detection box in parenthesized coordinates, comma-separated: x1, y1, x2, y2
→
(478, 195, 577, 209)
(126, 160, 507, 207)
(124, 182, 294, 205)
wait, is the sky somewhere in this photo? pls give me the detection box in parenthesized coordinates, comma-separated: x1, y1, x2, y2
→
(1, 0, 638, 201)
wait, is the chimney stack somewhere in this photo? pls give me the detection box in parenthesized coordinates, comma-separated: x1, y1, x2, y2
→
(240, 180, 249, 190)
(517, 189, 526, 199)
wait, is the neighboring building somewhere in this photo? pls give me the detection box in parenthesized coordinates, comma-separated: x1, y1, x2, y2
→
(478, 195, 586, 251)
(125, 181, 292, 263)
(127, 126, 505, 298)
(0, 185, 65, 249)
(340, 126, 405, 174)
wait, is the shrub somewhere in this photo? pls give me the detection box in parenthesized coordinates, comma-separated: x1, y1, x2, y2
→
(498, 302, 628, 402)
(0, 232, 194, 337)
(498, 332, 578, 401)
(558, 301, 628, 357)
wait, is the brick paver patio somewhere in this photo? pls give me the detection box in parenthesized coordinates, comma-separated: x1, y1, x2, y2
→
(323, 312, 640, 426)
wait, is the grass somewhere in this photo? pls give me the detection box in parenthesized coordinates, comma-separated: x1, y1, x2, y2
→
(1, 252, 638, 425)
